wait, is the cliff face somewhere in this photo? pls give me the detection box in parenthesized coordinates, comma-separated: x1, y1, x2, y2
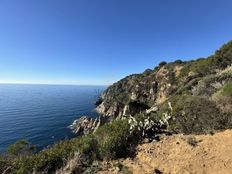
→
(96, 41, 232, 119)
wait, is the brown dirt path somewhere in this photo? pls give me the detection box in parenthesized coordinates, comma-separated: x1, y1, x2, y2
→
(98, 130, 232, 174)
(123, 130, 232, 174)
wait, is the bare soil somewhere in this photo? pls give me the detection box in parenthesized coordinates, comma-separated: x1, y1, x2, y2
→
(98, 130, 232, 174)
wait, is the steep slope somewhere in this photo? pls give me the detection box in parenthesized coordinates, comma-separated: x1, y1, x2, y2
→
(95, 41, 232, 135)
(50, 41, 232, 174)
(96, 40, 232, 119)
(2, 41, 232, 174)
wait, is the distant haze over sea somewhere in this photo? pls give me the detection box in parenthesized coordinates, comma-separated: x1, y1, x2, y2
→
(0, 84, 106, 152)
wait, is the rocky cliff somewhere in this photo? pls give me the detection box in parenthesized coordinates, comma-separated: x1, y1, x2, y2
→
(62, 40, 232, 174)
(3, 41, 232, 174)
(96, 40, 232, 122)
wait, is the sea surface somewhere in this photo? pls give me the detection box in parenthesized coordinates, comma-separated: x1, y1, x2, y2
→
(0, 84, 106, 153)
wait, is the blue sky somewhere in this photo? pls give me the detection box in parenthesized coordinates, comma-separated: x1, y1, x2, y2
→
(0, 0, 232, 85)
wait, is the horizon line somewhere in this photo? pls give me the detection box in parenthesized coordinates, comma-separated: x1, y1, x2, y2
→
(0, 82, 109, 86)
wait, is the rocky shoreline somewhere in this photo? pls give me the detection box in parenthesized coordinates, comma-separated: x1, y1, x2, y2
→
(69, 115, 107, 135)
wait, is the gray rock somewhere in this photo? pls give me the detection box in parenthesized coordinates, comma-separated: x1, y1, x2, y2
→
(69, 115, 104, 135)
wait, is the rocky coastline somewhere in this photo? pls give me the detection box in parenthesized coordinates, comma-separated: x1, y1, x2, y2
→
(69, 115, 107, 135)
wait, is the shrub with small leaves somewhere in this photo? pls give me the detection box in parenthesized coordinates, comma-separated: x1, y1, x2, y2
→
(95, 119, 139, 159)
(159, 95, 232, 134)
(221, 81, 232, 97)
(159, 61, 167, 67)
(7, 140, 36, 157)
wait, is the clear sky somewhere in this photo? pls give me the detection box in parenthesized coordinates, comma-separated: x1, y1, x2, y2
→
(0, 0, 232, 85)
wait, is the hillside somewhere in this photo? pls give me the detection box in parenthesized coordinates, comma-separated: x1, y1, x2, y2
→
(1, 40, 232, 174)
(96, 40, 232, 134)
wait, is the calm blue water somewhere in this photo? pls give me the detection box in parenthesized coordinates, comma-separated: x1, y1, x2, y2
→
(0, 84, 106, 153)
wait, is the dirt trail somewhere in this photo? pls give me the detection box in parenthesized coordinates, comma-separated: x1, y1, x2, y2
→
(123, 130, 232, 174)
(98, 130, 232, 174)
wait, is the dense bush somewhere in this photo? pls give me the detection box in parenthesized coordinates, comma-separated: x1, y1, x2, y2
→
(11, 140, 75, 174)
(174, 59, 183, 64)
(213, 81, 232, 113)
(35, 140, 75, 172)
(179, 58, 214, 78)
(73, 135, 98, 160)
(95, 119, 139, 159)
(159, 95, 232, 134)
(159, 61, 167, 67)
(0, 119, 140, 174)
(213, 40, 232, 69)
(143, 68, 153, 75)
(221, 81, 232, 96)
(7, 140, 36, 157)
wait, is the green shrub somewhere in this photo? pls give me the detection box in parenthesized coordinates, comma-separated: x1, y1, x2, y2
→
(159, 61, 167, 67)
(73, 135, 98, 161)
(13, 155, 35, 174)
(213, 40, 232, 69)
(221, 81, 232, 96)
(213, 81, 232, 113)
(8, 119, 140, 173)
(179, 58, 215, 78)
(159, 95, 232, 134)
(95, 119, 139, 159)
(143, 69, 153, 75)
(34, 140, 74, 172)
(7, 140, 36, 157)
(12, 140, 75, 174)
(174, 59, 183, 64)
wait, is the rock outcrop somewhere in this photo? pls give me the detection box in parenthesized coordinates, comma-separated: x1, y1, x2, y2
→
(70, 40, 232, 135)
(96, 40, 232, 119)
(69, 115, 105, 135)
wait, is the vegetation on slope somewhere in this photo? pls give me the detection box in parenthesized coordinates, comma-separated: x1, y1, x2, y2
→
(96, 40, 232, 117)
(221, 81, 232, 96)
(1, 40, 232, 174)
(0, 119, 142, 174)
(158, 95, 232, 134)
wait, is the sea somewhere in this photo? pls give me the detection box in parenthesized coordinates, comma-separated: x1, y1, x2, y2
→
(0, 84, 106, 153)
